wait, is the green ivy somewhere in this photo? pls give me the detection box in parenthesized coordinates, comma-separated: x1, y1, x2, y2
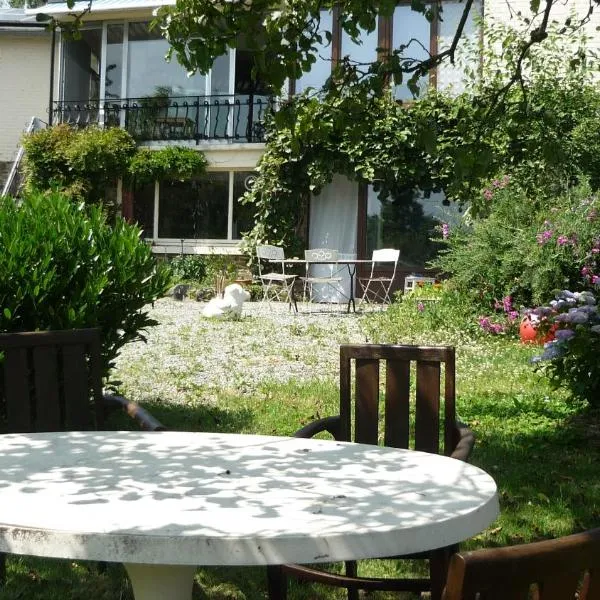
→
(240, 21, 600, 256)
(128, 146, 208, 186)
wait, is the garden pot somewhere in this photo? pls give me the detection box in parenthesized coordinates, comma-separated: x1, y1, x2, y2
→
(519, 315, 556, 345)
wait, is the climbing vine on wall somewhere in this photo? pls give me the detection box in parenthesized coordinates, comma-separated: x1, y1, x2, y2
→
(240, 87, 486, 257)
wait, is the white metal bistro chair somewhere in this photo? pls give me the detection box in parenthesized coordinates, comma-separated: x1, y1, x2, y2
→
(256, 245, 297, 312)
(358, 248, 400, 306)
(300, 248, 344, 311)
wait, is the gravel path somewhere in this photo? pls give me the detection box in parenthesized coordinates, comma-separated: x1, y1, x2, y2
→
(114, 298, 369, 405)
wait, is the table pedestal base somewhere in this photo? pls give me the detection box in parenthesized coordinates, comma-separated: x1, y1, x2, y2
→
(125, 564, 197, 600)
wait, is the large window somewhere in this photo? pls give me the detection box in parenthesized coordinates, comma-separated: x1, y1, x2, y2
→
(296, 11, 333, 93)
(134, 171, 255, 241)
(366, 186, 460, 269)
(293, 1, 482, 97)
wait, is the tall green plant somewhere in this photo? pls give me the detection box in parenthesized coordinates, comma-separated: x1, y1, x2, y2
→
(22, 125, 136, 214)
(434, 181, 600, 310)
(0, 191, 171, 377)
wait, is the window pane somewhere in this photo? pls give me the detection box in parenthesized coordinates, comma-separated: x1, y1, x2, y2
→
(105, 24, 123, 100)
(158, 173, 229, 239)
(127, 22, 206, 98)
(392, 6, 430, 100)
(134, 183, 155, 239)
(232, 172, 256, 239)
(366, 186, 458, 269)
(341, 22, 378, 65)
(438, 0, 481, 94)
(62, 26, 102, 102)
(296, 11, 333, 93)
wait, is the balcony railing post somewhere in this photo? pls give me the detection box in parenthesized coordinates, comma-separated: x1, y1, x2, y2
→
(246, 93, 255, 143)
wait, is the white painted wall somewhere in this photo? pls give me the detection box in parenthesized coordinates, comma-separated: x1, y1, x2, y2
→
(0, 32, 52, 162)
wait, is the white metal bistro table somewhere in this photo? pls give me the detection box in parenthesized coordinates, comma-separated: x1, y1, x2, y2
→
(281, 258, 374, 312)
(0, 431, 499, 600)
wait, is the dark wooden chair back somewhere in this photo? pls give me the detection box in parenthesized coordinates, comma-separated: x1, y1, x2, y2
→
(442, 528, 600, 600)
(0, 329, 105, 433)
(339, 344, 459, 456)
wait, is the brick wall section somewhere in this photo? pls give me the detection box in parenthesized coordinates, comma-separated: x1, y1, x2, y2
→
(0, 33, 52, 167)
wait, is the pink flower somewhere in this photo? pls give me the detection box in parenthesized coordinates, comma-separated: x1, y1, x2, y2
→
(502, 295, 513, 313)
(483, 189, 493, 201)
(582, 266, 590, 277)
(442, 223, 450, 240)
(537, 230, 553, 245)
(592, 275, 599, 284)
(557, 235, 570, 246)
(417, 302, 425, 312)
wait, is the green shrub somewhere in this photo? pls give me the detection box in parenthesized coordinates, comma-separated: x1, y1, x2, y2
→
(21, 125, 136, 216)
(0, 191, 171, 377)
(170, 255, 208, 283)
(434, 181, 600, 311)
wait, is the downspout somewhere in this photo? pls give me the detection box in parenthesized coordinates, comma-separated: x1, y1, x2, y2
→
(48, 27, 56, 125)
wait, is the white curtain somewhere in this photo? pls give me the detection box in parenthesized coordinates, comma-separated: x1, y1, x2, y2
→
(309, 176, 358, 302)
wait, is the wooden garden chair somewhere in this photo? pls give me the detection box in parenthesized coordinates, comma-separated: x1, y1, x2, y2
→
(442, 527, 600, 599)
(267, 343, 474, 600)
(0, 328, 165, 584)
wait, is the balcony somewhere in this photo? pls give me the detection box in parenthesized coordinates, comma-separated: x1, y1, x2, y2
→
(51, 94, 274, 144)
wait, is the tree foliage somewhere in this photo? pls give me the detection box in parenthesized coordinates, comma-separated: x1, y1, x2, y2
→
(151, 0, 597, 101)
(240, 20, 600, 256)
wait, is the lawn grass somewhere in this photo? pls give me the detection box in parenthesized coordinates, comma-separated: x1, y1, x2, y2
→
(1, 303, 599, 600)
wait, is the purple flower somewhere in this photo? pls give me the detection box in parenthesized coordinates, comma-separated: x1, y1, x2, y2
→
(556, 310, 589, 324)
(536, 230, 553, 245)
(483, 189, 493, 201)
(554, 329, 575, 340)
(502, 295, 513, 313)
(441, 223, 450, 240)
(539, 343, 565, 360)
(508, 310, 519, 321)
(417, 302, 425, 312)
(492, 179, 501, 188)
(557, 235, 570, 246)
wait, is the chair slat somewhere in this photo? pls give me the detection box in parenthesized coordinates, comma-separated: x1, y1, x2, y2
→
(355, 358, 379, 445)
(62, 344, 93, 430)
(3, 348, 32, 432)
(384, 359, 410, 448)
(444, 352, 457, 456)
(33, 346, 61, 431)
(414, 361, 440, 454)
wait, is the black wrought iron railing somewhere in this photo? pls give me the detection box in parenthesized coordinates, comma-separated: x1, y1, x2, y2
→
(51, 94, 274, 143)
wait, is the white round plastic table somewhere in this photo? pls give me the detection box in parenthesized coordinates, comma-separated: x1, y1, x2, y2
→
(0, 431, 499, 600)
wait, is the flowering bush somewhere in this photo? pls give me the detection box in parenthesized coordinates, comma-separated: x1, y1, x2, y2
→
(477, 295, 520, 336)
(433, 180, 600, 311)
(532, 290, 600, 407)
